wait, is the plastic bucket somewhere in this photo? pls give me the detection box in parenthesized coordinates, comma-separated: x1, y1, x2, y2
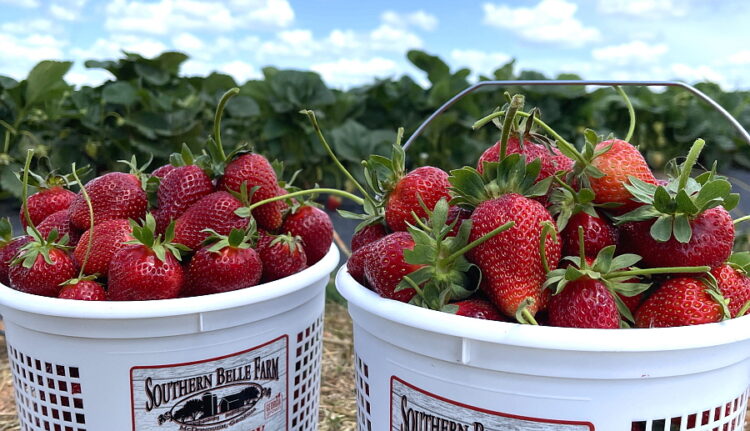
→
(336, 267, 750, 430)
(0, 245, 339, 431)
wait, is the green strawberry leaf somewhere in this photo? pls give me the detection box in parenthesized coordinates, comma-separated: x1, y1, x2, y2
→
(649, 215, 673, 242)
(673, 214, 692, 243)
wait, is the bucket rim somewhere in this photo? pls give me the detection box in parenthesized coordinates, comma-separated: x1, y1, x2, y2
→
(0, 246, 339, 319)
(336, 266, 750, 352)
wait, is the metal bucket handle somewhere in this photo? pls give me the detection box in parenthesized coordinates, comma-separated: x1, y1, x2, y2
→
(402, 80, 750, 150)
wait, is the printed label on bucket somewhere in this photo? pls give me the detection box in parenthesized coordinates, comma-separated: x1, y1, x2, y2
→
(130, 335, 288, 431)
(391, 377, 594, 431)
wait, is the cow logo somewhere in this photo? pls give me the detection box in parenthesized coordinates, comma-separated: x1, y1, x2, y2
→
(156, 383, 269, 427)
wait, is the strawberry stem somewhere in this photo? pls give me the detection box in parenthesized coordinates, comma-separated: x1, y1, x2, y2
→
(737, 300, 750, 318)
(607, 265, 710, 279)
(514, 298, 539, 325)
(614, 86, 635, 142)
(21, 149, 42, 238)
(247, 188, 364, 212)
(522, 309, 539, 325)
(499, 95, 524, 160)
(213, 88, 240, 163)
(539, 221, 558, 274)
(733, 215, 750, 225)
(301, 110, 376, 204)
(70, 164, 93, 279)
(678, 139, 705, 191)
(577, 225, 586, 266)
(445, 221, 514, 262)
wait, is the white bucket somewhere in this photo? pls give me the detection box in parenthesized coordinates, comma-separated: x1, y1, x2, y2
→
(336, 267, 750, 431)
(0, 246, 339, 431)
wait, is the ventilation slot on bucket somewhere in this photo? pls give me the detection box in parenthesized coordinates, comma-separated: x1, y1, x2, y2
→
(355, 354, 372, 431)
(291, 315, 323, 431)
(7, 345, 86, 431)
(631, 388, 748, 431)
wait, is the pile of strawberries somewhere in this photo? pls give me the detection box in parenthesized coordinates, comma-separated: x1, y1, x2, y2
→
(0, 89, 333, 301)
(328, 93, 750, 329)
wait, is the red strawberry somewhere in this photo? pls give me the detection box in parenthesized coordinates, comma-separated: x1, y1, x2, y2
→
(619, 207, 733, 269)
(9, 243, 76, 297)
(325, 195, 341, 211)
(37, 209, 81, 247)
(257, 233, 307, 282)
(0, 236, 31, 286)
(364, 231, 424, 303)
(58, 279, 107, 301)
(156, 165, 214, 232)
(477, 137, 573, 180)
(453, 299, 504, 321)
(69, 172, 147, 230)
(173, 191, 248, 250)
(711, 262, 750, 318)
(220, 153, 286, 232)
(560, 212, 617, 257)
(108, 215, 187, 301)
(548, 278, 620, 328)
(281, 205, 333, 265)
(74, 219, 133, 277)
(350, 223, 387, 252)
(385, 166, 451, 232)
(183, 229, 262, 296)
(589, 139, 656, 210)
(151, 164, 176, 179)
(347, 239, 378, 286)
(635, 277, 727, 328)
(21, 186, 76, 229)
(446, 206, 472, 237)
(618, 291, 645, 316)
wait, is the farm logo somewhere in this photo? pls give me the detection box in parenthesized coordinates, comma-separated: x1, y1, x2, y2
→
(399, 395, 485, 431)
(131, 336, 288, 431)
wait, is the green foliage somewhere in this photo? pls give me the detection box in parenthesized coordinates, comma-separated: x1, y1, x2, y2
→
(1, 49, 750, 201)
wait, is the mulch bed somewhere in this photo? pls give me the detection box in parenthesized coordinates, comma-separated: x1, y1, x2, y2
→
(0, 302, 747, 430)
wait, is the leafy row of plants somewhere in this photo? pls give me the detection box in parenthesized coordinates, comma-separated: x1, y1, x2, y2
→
(1, 50, 749, 201)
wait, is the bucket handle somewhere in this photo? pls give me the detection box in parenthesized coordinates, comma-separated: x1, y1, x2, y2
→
(402, 80, 750, 150)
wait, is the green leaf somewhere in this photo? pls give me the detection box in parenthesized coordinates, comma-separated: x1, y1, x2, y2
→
(406, 50, 450, 83)
(102, 81, 138, 106)
(225, 95, 260, 118)
(652, 186, 673, 213)
(650, 215, 673, 242)
(24, 60, 72, 107)
(610, 254, 642, 271)
(695, 179, 731, 209)
(675, 189, 699, 215)
(673, 215, 692, 243)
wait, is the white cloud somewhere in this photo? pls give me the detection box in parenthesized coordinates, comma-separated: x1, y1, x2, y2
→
(70, 34, 167, 60)
(381, 10, 438, 31)
(327, 29, 362, 50)
(483, 0, 600, 47)
(0, 33, 66, 80)
(369, 24, 423, 51)
(0, 0, 38, 7)
(172, 32, 205, 52)
(105, 0, 293, 35)
(591, 41, 668, 66)
(0, 18, 56, 34)
(65, 68, 112, 87)
(311, 57, 398, 87)
(670, 63, 726, 86)
(219, 60, 260, 82)
(50, 4, 77, 20)
(450, 49, 512, 76)
(257, 29, 317, 59)
(598, 0, 687, 17)
(728, 50, 750, 66)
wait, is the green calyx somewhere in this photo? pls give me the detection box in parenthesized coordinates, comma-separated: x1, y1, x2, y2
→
(395, 198, 514, 311)
(202, 224, 257, 253)
(198, 88, 252, 178)
(12, 226, 70, 269)
(59, 274, 99, 287)
(126, 213, 190, 262)
(269, 233, 303, 253)
(13, 156, 90, 191)
(615, 139, 739, 243)
(118, 154, 154, 190)
(701, 273, 733, 321)
(449, 153, 551, 209)
(547, 177, 619, 231)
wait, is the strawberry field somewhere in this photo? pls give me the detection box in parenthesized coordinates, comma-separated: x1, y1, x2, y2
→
(1, 49, 750, 430)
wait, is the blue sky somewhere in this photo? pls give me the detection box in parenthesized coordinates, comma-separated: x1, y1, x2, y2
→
(0, 0, 749, 89)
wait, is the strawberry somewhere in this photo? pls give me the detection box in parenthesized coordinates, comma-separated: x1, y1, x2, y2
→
(257, 232, 307, 282)
(219, 153, 286, 232)
(446, 206, 472, 237)
(477, 137, 573, 181)
(68, 172, 147, 230)
(548, 278, 620, 329)
(450, 153, 560, 318)
(108, 215, 188, 301)
(635, 277, 729, 328)
(73, 219, 133, 277)
(0, 218, 30, 286)
(452, 299, 504, 321)
(281, 205, 333, 265)
(350, 223, 387, 252)
(183, 228, 262, 297)
(616, 140, 736, 269)
(617, 291, 645, 316)
(325, 195, 341, 211)
(9, 229, 76, 297)
(347, 240, 376, 286)
(156, 165, 214, 233)
(151, 164, 176, 179)
(361, 141, 451, 232)
(58, 279, 107, 301)
(711, 254, 750, 318)
(363, 231, 423, 303)
(560, 212, 617, 257)
(21, 186, 76, 229)
(37, 209, 81, 247)
(588, 139, 656, 210)
(173, 191, 248, 250)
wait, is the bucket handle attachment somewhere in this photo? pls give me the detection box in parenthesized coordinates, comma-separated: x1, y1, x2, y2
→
(402, 80, 750, 150)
